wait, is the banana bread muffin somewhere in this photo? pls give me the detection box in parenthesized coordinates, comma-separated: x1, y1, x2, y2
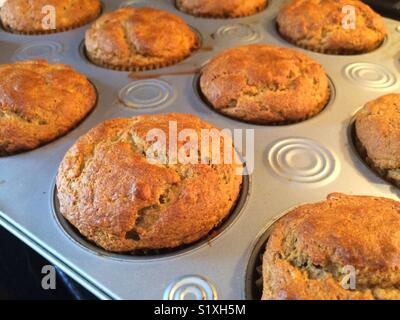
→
(277, 0, 387, 54)
(262, 193, 400, 300)
(0, 60, 96, 156)
(176, 0, 267, 18)
(85, 7, 200, 71)
(199, 45, 330, 124)
(1, 0, 101, 34)
(355, 94, 400, 187)
(56, 113, 243, 252)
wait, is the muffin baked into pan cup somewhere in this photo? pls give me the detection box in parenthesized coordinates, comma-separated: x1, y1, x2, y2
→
(56, 113, 244, 254)
(0, 60, 97, 156)
(246, 193, 400, 300)
(175, 0, 268, 19)
(84, 7, 200, 71)
(199, 44, 330, 125)
(352, 94, 400, 188)
(0, 0, 102, 35)
(276, 0, 387, 55)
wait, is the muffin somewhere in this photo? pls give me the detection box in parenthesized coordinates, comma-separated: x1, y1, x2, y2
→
(199, 45, 330, 124)
(277, 0, 387, 54)
(85, 7, 200, 71)
(0, 0, 101, 34)
(262, 193, 400, 300)
(56, 113, 243, 252)
(355, 94, 400, 187)
(0, 60, 96, 156)
(176, 0, 267, 18)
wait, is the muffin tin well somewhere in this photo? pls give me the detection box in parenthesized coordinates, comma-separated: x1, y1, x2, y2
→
(193, 73, 337, 125)
(52, 174, 251, 261)
(0, 1, 103, 35)
(275, 23, 389, 56)
(0, 0, 399, 299)
(0, 70, 99, 157)
(79, 24, 204, 72)
(348, 108, 399, 189)
(244, 228, 269, 300)
(244, 204, 300, 300)
(274, 0, 388, 56)
(173, 0, 269, 19)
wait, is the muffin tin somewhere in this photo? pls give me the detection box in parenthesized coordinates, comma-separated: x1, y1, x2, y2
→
(0, 0, 399, 299)
(349, 109, 400, 189)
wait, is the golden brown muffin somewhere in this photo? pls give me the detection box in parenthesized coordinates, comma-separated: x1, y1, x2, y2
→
(199, 45, 330, 124)
(85, 7, 200, 71)
(0, 0, 101, 34)
(355, 94, 400, 187)
(277, 0, 387, 54)
(0, 60, 96, 156)
(176, 0, 267, 18)
(56, 113, 243, 252)
(262, 193, 400, 300)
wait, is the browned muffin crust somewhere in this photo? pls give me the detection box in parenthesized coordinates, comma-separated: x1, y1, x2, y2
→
(0, 0, 101, 34)
(277, 0, 387, 54)
(85, 7, 200, 71)
(200, 45, 330, 124)
(0, 60, 96, 156)
(355, 94, 400, 187)
(262, 193, 400, 300)
(56, 113, 243, 252)
(176, 0, 267, 18)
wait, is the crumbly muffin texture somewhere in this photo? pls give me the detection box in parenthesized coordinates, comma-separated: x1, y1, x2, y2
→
(200, 45, 329, 124)
(277, 0, 387, 54)
(176, 0, 267, 18)
(85, 7, 199, 71)
(262, 193, 400, 300)
(0, 0, 101, 33)
(355, 94, 400, 187)
(56, 113, 243, 252)
(0, 60, 96, 156)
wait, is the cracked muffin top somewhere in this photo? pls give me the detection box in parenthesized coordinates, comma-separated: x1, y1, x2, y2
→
(0, 0, 101, 33)
(0, 60, 96, 156)
(200, 45, 329, 124)
(85, 7, 200, 71)
(176, 0, 267, 18)
(277, 0, 386, 54)
(355, 94, 400, 186)
(262, 193, 400, 300)
(56, 113, 243, 252)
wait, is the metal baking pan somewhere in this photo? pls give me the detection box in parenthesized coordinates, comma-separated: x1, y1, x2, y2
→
(0, 0, 399, 300)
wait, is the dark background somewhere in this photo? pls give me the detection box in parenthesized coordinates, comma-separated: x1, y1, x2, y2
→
(362, 0, 400, 20)
(0, 226, 96, 300)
